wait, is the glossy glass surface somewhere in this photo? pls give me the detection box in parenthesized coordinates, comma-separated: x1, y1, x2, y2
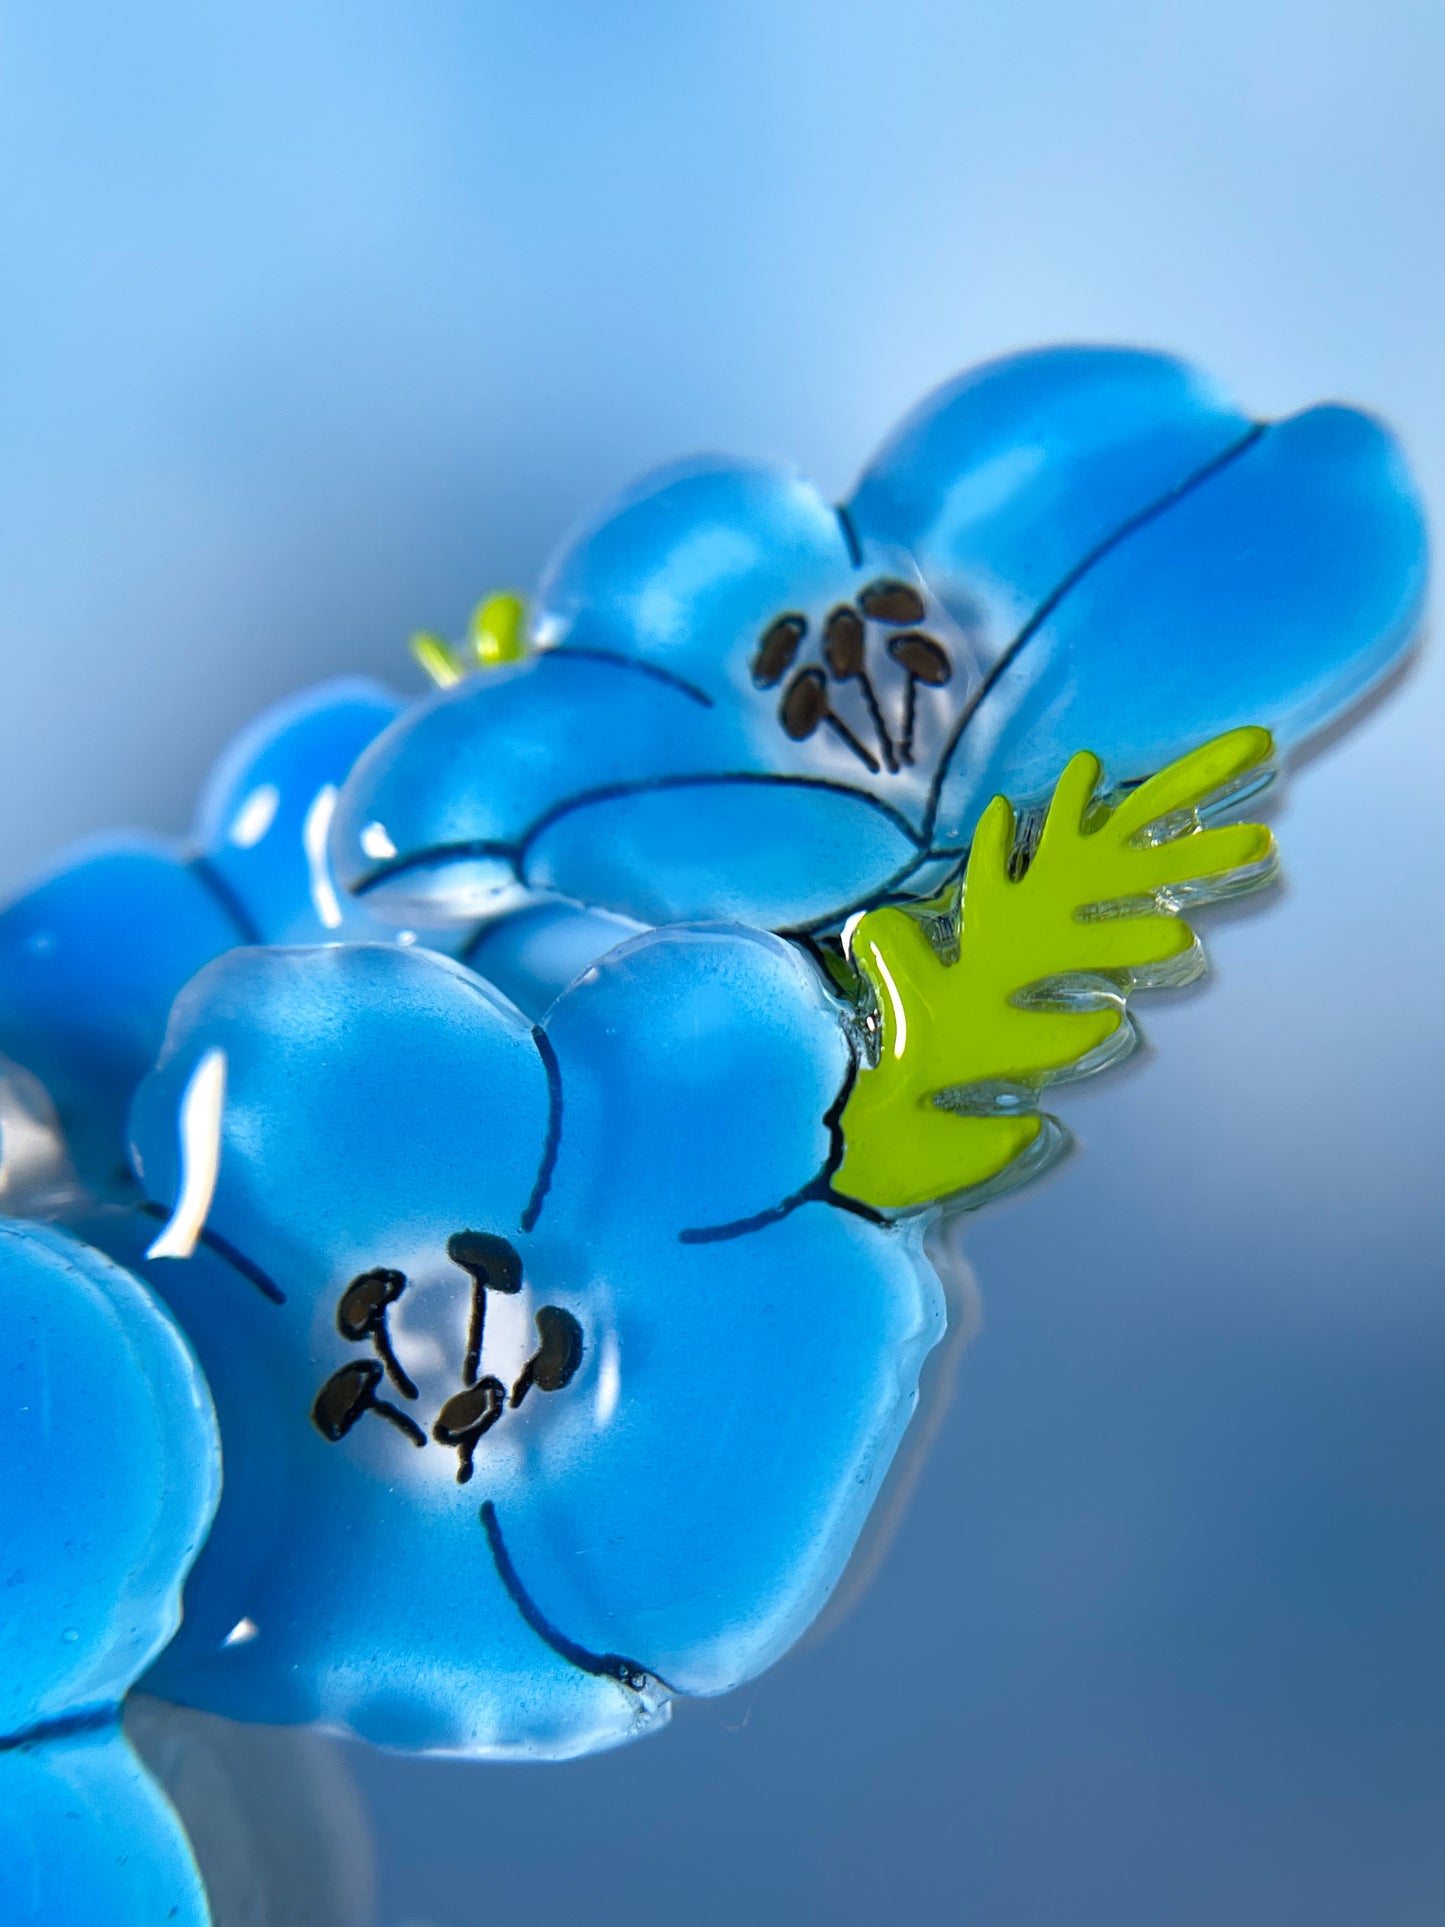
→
(0, 1219, 218, 1926)
(0, 679, 418, 1195)
(331, 345, 1426, 940)
(70, 931, 943, 1756)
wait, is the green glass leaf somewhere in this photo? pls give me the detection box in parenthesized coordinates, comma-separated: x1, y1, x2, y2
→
(833, 726, 1278, 1211)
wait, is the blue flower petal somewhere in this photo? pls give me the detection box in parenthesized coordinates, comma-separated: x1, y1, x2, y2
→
(0, 680, 428, 1194)
(193, 676, 405, 944)
(129, 944, 550, 1270)
(495, 1201, 943, 1696)
(333, 652, 923, 930)
(0, 843, 239, 1194)
(115, 931, 929, 1746)
(459, 899, 648, 1023)
(930, 400, 1428, 844)
(532, 455, 852, 693)
(850, 344, 1253, 671)
(0, 1219, 219, 1736)
(0, 1220, 217, 1924)
(118, 947, 663, 1755)
(0, 1730, 208, 1927)
(537, 924, 850, 1237)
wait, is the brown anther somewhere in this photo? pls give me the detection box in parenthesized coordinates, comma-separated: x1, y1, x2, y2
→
(780, 666, 830, 740)
(751, 614, 808, 688)
(887, 632, 952, 686)
(822, 605, 867, 680)
(859, 580, 926, 625)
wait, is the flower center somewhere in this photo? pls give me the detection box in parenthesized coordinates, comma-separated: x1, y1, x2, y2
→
(310, 1232, 582, 1483)
(750, 578, 955, 777)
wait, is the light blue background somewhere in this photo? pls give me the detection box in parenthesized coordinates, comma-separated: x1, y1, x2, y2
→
(3, 3, 1442, 1922)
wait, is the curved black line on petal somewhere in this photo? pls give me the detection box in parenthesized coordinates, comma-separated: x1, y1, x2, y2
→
(541, 646, 715, 708)
(480, 1501, 663, 1693)
(0, 1705, 117, 1752)
(921, 422, 1268, 844)
(517, 770, 927, 870)
(678, 1170, 886, 1244)
(187, 854, 265, 945)
(679, 1048, 885, 1244)
(135, 1202, 287, 1304)
(351, 773, 927, 908)
(351, 838, 522, 899)
(835, 503, 864, 569)
(520, 1027, 563, 1234)
(781, 846, 935, 936)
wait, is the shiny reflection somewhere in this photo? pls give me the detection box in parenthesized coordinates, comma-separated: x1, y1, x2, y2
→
(0, 1052, 75, 1215)
(125, 1697, 376, 1927)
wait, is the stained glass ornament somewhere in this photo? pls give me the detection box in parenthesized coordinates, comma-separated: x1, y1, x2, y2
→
(329, 345, 1424, 955)
(64, 731, 1275, 1759)
(0, 1219, 219, 1925)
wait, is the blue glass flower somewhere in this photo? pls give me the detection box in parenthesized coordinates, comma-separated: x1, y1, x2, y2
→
(0, 678, 422, 1195)
(331, 344, 1426, 944)
(0, 1218, 219, 1926)
(66, 931, 946, 1758)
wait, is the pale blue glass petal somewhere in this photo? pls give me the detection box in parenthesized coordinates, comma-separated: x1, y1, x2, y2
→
(0, 1731, 209, 1927)
(531, 455, 852, 691)
(522, 776, 923, 930)
(113, 931, 929, 1749)
(459, 899, 648, 1022)
(332, 653, 750, 918)
(932, 401, 1429, 844)
(333, 350, 1423, 954)
(192, 676, 405, 945)
(494, 1202, 944, 1696)
(849, 344, 1252, 669)
(0, 681, 435, 1195)
(128, 944, 549, 1248)
(332, 650, 927, 932)
(116, 948, 658, 1755)
(0, 842, 240, 1194)
(537, 925, 850, 1236)
(0, 1219, 219, 1734)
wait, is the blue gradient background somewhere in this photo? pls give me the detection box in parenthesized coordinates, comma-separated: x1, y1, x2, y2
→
(3, 4, 1442, 1922)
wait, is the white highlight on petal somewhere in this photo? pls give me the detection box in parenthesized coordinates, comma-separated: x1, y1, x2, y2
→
(594, 1328, 621, 1427)
(301, 785, 345, 931)
(360, 820, 397, 861)
(868, 940, 908, 1060)
(221, 1616, 259, 1647)
(840, 910, 866, 959)
(228, 783, 280, 848)
(146, 1047, 227, 1260)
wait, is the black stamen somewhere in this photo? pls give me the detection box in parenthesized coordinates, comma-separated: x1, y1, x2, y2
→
(447, 1231, 522, 1387)
(824, 604, 897, 771)
(512, 1305, 584, 1407)
(780, 668, 880, 774)
(336, 1267, 417, 1398)
(825, 714, 881, 773)
(372, 1400, 427, 1447)
(886, 631, 953, 765)
(311, 1359, 424, 1448)
(433, 1376, 507, 1483)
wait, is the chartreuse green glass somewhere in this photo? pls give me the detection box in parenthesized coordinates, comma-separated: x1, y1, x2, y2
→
(833, 727, 1277, 1211)
(410, 591, 529, 686)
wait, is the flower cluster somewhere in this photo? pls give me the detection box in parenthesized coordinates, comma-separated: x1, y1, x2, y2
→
(0, 344, 1425, 1915)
